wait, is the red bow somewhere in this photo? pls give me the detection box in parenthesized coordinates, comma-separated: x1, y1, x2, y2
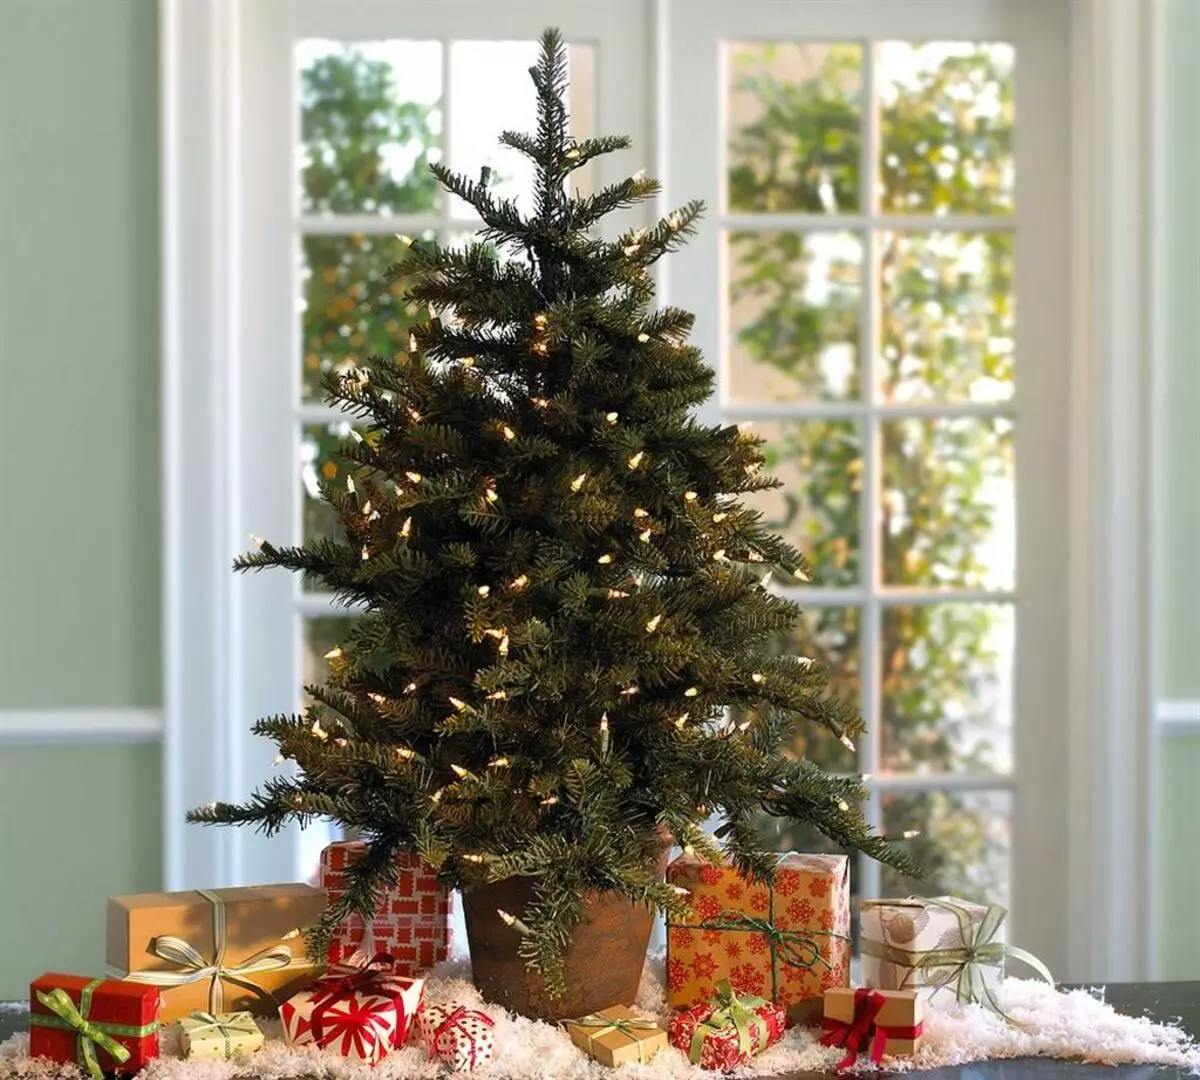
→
(429, 1006, 494, 1066)
(309, 953, 400, 1056)
(819, 988, 891, 1073)
(321, 952, 398, 995)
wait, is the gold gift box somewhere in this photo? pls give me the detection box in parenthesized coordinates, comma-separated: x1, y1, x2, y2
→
(176, 1011, 264, 1060)
(822, 987, 925, 1057)
(564, 1005, 668, 1067)
(107, 883, 326, 1021)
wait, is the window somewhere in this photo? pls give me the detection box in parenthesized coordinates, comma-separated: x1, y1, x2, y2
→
(665, 0, 1072, 966)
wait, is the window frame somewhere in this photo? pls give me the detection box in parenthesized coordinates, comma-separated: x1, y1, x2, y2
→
(161, 0, 1157, 980)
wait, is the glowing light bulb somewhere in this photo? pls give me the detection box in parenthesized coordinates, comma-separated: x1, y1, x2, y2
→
(713, 549, 727, 562)
(566, 147, 581, 160)
(431, 788, 444, 804)
(712, 512, 728, 523)
(361, 500, 372, 516)
(485, 487, 499, 504)
(684, 491, 699, 502)
(510, 574, 529, 590)
(606, 412, 619, 424)
(607, 589, 630, 598)
(533, 313, 548, 326)
(311, 720, 328, 741)
(637, 333, 650, 343)
(350, 430, 364, 444)
(463, 853, 485, 863)
(751, 672, 764, 684)
(620, 685, 639, 696)
(409, 332, 419, 352)
(249, 533, 266, 550)
(747, 551, 764, 562)
(396, 233, 413, 247)
(272, 754, 285, 766)
(903, 830, 922, 839)
(684, 844, 695, 855)
(498, 909, 517, 926)
(623, 244, 641, 256)
(487, 690, 508, 701)
(498, 634, 510, 657)
(368, 692, 386, 705)
(532, 396, 550, 409)
(628, 451, 645, 469)
(449, 697, 467, 712)
(477, 585, 491, 597)
(541, 795, 559, 806)
(633, 508, 650, 519)
(346, 476, 356, 494)
(632, 169, 646, 182)
(738, 719, 752, 732)
(667, 212, 683, 231)
(406, 471, 423, 484)
(597, 553, 613, 565)
(324, 646, 343, 660)
(838, 800, 850, 812)
(761, 571, 774, 587)
(839, 734, 856, 752)
(794, 566, 810, 581)
(451, 764, 470, 778)
(462, 356, 475, 368)
(361, 545, 370, 561)
(861, 773, 873, 783)
(645, 614, 663, 633)
(684, 687, 699, 698)
(674, 713, 689, 730)
(600, 714, 609, 733)
(400, 517, 412, 538)
(395, 747, 415, 761)
(502, 425, 517, 441)
(407, 407, 422, 422)
(571, 473, 588, 492)
(404, 682, 417, 694)
(638, 528, 653, 543)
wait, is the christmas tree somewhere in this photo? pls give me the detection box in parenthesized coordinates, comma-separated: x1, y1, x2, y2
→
(191, 28, 917, 995)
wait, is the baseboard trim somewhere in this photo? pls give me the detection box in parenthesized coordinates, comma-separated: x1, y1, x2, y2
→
(0, 709, 164, 745)
(1157, 700, 1200, 737)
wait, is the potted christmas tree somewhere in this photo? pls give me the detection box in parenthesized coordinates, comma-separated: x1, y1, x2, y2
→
(191, 28, 916, 1020)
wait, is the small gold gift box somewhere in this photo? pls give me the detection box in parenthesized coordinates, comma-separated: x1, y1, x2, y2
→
(176, 1010, 264, 1060)
(564, 1005, 668, 1067)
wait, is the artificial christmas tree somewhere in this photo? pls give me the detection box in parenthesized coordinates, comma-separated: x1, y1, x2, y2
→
(190, 27, 916, 1018)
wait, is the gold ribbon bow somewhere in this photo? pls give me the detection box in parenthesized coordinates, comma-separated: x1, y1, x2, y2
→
(689, 979, 768, 1065)
(182, 1011, 259, 1059)
(31, 982, 158, 1080)
(567, 1013, 662, 1063)
(862, 897, 1053, 1019)
(115, 888, 295, 1011)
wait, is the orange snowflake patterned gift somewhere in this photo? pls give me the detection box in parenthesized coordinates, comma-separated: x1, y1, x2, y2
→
(666, 851, 851, 1025)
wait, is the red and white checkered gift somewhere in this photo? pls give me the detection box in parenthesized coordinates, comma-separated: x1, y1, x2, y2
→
(279, 959, 424, 1065)
(418, 1004, 495, 1072)
(319, 841, 452, 973)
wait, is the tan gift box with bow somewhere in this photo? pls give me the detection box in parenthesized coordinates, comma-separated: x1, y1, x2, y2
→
(106, 883, 326, 1022)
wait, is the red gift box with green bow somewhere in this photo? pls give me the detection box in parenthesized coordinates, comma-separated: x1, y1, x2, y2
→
(29, 973, 160, 1078)
(667, 979, 786, 1070)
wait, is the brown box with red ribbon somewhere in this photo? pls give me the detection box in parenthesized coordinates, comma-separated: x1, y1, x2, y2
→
(29, 973, 161, 1078)
(821, 986, 925, 1071)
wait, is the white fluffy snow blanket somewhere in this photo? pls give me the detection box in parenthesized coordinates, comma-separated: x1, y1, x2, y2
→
(2, 957, 1198, 1077)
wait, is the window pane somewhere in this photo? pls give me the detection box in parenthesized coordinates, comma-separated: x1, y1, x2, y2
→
(297, 40, 442, 215)
(881, 604, 1014, 774)
(879, 790, 1011, 906)
(304, 615, 359, 696)
(449, 42, 595, 218)
(881, 417, 1014, 590)
(727, 230, 862, 404)
(878, 42, 1015, 216)
(300, 232, 433, 403)
(726, 42, 862, 214)
(301, 422, 358, 557)
(748, 420, 862, 587)
(878, 231, 1014, 404)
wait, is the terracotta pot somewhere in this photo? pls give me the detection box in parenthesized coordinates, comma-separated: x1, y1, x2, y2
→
(463, 855, 667, 1021)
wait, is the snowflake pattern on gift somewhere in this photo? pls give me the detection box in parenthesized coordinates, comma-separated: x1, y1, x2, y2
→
(699, 864, 724, 886)
(730, 963, 766, 997)
(667, 957, 688, 991)
(747, 932, 769, 956)
(671, 927, 695, 951)
(724, 939, 743, 960)
(820, 965, 845, 992)
(725, 881, 744, 900)
(774, 872, 800, 896)
(696, 894, 724, 921)
(787, 897, 815, 924)
(819, 908, 836, 931)
(702, 930, 723, 945)
(749, 890, 769, 914)
(691, 953, 718, 981)
(808, 876, 831, 898)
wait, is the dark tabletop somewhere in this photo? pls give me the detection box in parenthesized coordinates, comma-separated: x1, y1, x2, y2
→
(3, 984, 1197, 1077)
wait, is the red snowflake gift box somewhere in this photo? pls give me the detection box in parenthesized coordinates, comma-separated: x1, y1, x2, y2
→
(279, 955, 424, 1064)
(319, 840, 452, 972)
(418, 1003, 495, 1071)
(29, 973, 161, 1079)
(667, 979, 786, 1071)
(666, 850, 851, 1025)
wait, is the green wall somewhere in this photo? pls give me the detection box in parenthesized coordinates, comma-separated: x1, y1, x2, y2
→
(1155, 0, 1200, 979)
(0, 0, 162, 999)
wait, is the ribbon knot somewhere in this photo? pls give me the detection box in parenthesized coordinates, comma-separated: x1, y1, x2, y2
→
(819, 988, 891, 1072)
(431, 1006, 494, 1063)
(566, 1011, 660, 1063)
(31, 981, 158, 1080)
(688, 979, 769, 1065)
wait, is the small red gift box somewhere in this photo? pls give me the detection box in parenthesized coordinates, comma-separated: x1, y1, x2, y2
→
(30, 973, 160, 1078)
(667, 979, 786, 1071)
(320, 841, 452, 973)
(418, 1003, 496, 1071)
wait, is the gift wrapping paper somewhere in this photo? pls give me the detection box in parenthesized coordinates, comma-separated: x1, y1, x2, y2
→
(563, 1005, 668, 1068)
(860, 896, 1003, 1003)
(320, 841, 452, 972)
(418, 1004, 496, 1071)
(820, 986, 925, 1070)
(176, 1010, 264, 1060)
(667, 983, 786, 1071)
(279, 961, 424, 1063)
(666, 850, 851, 1024)
(106, 883, 326, 1021)
(29, 973, 160, 1078)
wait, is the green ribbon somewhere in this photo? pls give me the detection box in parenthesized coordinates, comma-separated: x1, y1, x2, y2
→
(180, 1011, 259, 1060)
(31, 981, 158, 1080)
(861, 898, 1054, 1020)
(675, 880, 848, 1002)
(688, 979, 769, 1065)
(566, 1013, 662, 1063)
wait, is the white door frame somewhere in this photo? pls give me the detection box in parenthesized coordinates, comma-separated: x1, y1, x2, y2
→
(161, 0, 1157, 980)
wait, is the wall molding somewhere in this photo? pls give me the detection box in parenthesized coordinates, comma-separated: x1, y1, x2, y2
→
(0, 709, 164, 746)
(1158, 700, 1200, 736)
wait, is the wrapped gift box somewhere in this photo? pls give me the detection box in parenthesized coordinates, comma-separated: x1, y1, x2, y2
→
(861, 896, 1003, 1003)
(29, 973, 160, 1077)
(418, 1003, 496, 1071)
(666, 850, 851, 1024)
(667, 982, 786, 1070)
(106, 883, 326, 1021)
(563, 1005, 668, 1067)
(176, 1010, 264, 1060)
(280, 964, 424, 1064)
(320, 841, 452, 972)
(821, 986, 925, 1069)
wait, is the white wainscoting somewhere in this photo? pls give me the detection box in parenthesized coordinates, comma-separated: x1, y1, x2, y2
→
(0, 709, 164, 746)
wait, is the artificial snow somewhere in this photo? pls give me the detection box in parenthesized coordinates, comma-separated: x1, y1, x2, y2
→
(4, 957, 1199, 1078)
